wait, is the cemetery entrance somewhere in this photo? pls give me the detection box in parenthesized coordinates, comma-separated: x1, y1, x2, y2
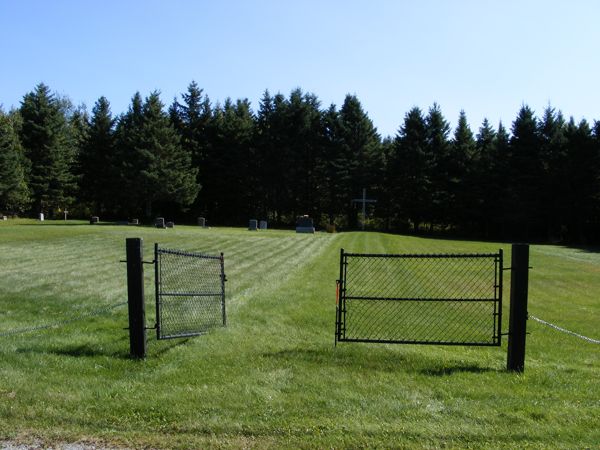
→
(154, 244, 226, 340)
(335, 249, 503, 346)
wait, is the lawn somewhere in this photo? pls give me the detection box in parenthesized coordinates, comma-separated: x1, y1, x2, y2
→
(0, 220, 598, 449)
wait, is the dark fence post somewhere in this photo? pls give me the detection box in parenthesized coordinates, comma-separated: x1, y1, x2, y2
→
(507, 243, 529, 372)
(126, 238, 147, 358)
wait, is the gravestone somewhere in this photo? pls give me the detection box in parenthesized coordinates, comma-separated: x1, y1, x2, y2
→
(197, 217, 206, 227)
(166, 221, 174, 228)
(129, 218, 139, 225)
(1, 216, 7, 221)
(90, 216, 99, 224)
(39, 213, 44, 221)
(155, 217, 166, 228)
(259, 220, 267, 230)
(248, 219, 258, 231)
(296, 215, 315, 234)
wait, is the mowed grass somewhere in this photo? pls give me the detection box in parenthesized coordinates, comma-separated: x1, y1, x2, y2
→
(0, 220, 598, 449)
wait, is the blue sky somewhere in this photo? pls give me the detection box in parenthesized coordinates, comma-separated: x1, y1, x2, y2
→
(1, 0, 598, 137)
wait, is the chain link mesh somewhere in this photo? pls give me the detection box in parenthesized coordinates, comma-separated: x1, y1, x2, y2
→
(156, 248, 225, 339)
(337, 252, 502, 345)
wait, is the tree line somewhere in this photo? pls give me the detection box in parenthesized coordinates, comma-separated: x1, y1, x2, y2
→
(1, 82, 599, 242)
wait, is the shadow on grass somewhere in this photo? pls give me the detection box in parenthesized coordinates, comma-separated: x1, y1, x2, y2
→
(264, 347, 501, 375)
(15, 343, 130, 359)
(418, 364, 496, 376)
(15, 336, 192, 360)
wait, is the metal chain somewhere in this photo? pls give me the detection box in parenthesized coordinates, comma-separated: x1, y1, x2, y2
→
(0, 302, 127, 338)
(529, 315, 600, 344)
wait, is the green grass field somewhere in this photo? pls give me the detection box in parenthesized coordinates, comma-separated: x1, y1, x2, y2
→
(0, 220, 598, 449)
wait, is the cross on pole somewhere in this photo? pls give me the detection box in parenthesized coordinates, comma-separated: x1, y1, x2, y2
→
(351, 188, 377, 230)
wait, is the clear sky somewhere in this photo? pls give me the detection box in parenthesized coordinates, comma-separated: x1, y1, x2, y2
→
(1, 0, 598, 137)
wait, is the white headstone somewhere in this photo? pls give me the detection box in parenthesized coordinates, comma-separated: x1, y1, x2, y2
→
(39, 213, 44, 221)
(90, 216, 99, 224)
(198, 217, 206, 227)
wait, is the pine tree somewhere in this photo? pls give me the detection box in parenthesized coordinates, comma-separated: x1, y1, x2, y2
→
(538, 106, 568, 239)
(137, 92, 199, 217)
(509, 105, 542, 237)
(206, 98, 255, 224)
(79, 97, 116, 215)
(0, 111, 30, 212)
(169, 81, 211, 217)
(388, 107, 428, 231)
(472, 118, 497, 234)
(19, 83, 76, 216)
(338, 94, 382, 228)
(425, 103, 451, 226)
(316, 103, 348, 225)
(451, 110, 475, 228)
(563, 118, 598, 242)
(114, 92, 144, 215)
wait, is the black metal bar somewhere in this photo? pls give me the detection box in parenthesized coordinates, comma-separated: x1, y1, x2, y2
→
(342, 250, 348, 341)
(336, 338, 499, 347)
(344, 296, 497, 302)
(156, 247, 222, 259)
(159, 292, 224, 297)
(343, 252, 499, 258)
(154, 243, 160, 340)
(335, 248, 344, 343)
(221, 252, 226, 327)
(159, 331, 206, 340)
(507, 244, 530, 372)
(497, 249, 504, 345)
(126, 238, 147, 358)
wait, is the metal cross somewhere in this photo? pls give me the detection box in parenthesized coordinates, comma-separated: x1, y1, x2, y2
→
(351, 188, 377, 230)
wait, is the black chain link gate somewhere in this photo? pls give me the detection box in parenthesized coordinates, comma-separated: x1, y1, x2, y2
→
(335, 249, 503, 346)
(154, 244, 226, 340)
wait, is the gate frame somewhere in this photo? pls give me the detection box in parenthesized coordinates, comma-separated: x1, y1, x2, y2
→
(154, 243, 226, 340)
(335, 248, 504, 347)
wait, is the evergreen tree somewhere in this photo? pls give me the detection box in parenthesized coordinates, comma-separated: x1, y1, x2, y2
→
(472, 119, 497, 234)
(388, 107, 428, 231)
(538, 106, 568, 239)
(509, 105, 542, 237)
(0, 111, 30, 212)
(563, 118, 598, 242)
(114, 93, 143, 215)
(79, 97, 116, 215)
(316, 103, 348, 225)
(115, 92, 198, 217)
(450, 110, 475, 228)
(492, 122, 511, 236)
(169, 81, 212, 217)
(19, 83, 76, 216)
(205, 98, 255, 224)
(338, 94, 382, 228)
(425, 103, 451, 226)
(138, 92, 199, 217)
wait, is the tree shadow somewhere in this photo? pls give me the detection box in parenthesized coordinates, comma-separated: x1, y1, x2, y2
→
(418, 364, 497, 376)
(16, 343, 130, 359)
(263, 347, 502, 375)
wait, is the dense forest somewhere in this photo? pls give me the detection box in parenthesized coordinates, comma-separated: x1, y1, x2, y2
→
(1, 82, 599, 243)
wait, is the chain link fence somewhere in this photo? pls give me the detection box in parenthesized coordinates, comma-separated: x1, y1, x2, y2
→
(336, 250, 503, 346)
(155, 246, 226, 340)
